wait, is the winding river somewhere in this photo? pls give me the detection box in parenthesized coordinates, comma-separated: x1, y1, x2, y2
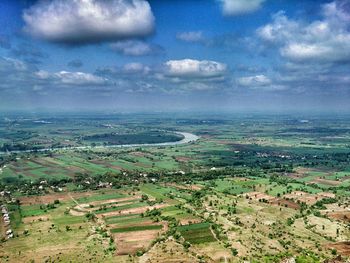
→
(0, 132, 199, 155)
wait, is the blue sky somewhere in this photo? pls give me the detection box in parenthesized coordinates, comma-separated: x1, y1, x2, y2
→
(0, 0, 349, 112)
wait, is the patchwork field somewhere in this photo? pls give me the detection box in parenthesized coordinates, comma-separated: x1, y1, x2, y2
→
(1, 113, 350, 262)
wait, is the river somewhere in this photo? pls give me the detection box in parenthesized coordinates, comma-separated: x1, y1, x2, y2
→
(0, 131, 199, 155)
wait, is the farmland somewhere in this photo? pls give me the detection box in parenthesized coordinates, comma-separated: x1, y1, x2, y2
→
(0, 113, 350, 262)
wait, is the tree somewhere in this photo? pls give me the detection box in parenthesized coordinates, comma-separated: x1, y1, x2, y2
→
(231, 248, 238, 256)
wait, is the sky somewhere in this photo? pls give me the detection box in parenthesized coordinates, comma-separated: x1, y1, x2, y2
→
(0, 0, 350, 112)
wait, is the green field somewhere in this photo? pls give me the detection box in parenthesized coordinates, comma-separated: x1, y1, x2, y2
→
(178, 222, 216, 244)
(110, 224, 163, 233)
(1, 113, 350, 262)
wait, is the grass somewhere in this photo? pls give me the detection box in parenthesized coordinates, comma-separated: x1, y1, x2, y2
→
(92, 198, 141, 209)
(177, 222, 216, 244)
(20, 204, 50, 217)
(8, 204, 22, 230)
(76, 192, 126, 203)
(161, 206, 198, 220)
(105, 215, 149, 226)
(53, 215, 86, 225)
(140, 184, 172, 200)
(110, 224, 163, 233)
(94, 202, 147, 214)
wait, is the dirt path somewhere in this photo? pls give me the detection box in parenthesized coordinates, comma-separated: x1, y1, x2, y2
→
(68, 193, 79, 206)
(68, 193, 103, 225)
(210, 226, 220, 243)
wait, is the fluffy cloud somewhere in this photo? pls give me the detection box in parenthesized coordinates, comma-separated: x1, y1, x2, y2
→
(237, 75, 271, 87)
(164, 59, 227, 79)
(110, 41, 163, 56)
(55, 71, 107, 85)
(23, 0, 155, 45)
(36, 70, 108, 86)
(95, 59, 229, 93)
(176, 31, 204, 42)
(236, 74, 287, 91)
(218, 0, 265, 16)
(123, 62, 150, 74)
(257, 2, 350, 64)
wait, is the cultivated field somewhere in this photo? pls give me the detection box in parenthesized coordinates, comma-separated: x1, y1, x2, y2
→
(1, 113, 350, 262)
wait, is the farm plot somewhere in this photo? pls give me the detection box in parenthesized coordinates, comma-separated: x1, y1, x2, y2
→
(64, 191, 169, 256)
(71, 195, 144, 215)
(283, 191, 335, 205)
(104, 214, 145, 225)
(161, 206, 201, 225)
(104, 213, 166, 256)
(113, 228, 163, 255)
(322, 203, 350, 223)
(213, 179, 253, 195)
(104, 214, 166, 255)
(177, 222, 216, 244)
(0, 155, 115, 182)
(243, 191, 300, 209)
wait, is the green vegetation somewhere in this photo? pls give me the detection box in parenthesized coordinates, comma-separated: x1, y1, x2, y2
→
(0, 113, 350, 262)
(110, 224, 163, 233)
(178, 222, 216, 244)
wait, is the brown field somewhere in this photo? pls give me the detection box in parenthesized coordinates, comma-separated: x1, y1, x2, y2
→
(166, 183, 202, 191)
(19, 191, 93, 205)
(322, 203, 350, 223)
(317, 192, 336, 198)
(244, 192, 300, 209)
(178, 218, 202, 225)
(140, 239, 200, 263)
(131, 151, 147, 157)
(269, 198, 300, 210)
(289, 167, 332, 179)
(244, 191, 275, 201)
(283, 191, 330, 205)
(326, 211, 350, 222)
(175, 156, 192, 162)
(22, 215, 50, 224)
(327, 242, 350, 256)
(96, 204, 169, 218)
(310, 178, 341, 186)
(114, 226, 165, 255)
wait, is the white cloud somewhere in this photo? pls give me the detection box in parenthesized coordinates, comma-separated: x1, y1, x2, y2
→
(280, 43, 335, 62)
(219, 0, 265, 16)
(237, 74, 286, 90)
(110, 40, 162, 56)
(3, 57, 29, 71)
(23, 0, 155, 45)
(123, 62, 150, 74)
(176, 31, 204, 42)
(36, 70, 107, 86)
(237, 75, 271, 87)
(257, 11, 299, 42)
(165, 59, 227, 78)
(56, 71, 107, 85)
(257, 2, 350, 63)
